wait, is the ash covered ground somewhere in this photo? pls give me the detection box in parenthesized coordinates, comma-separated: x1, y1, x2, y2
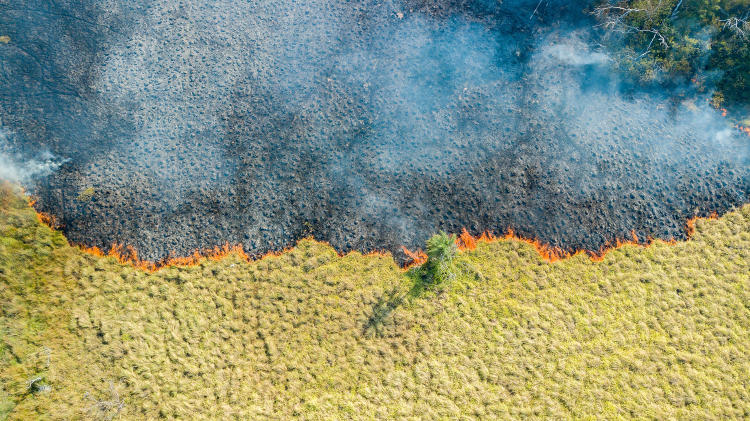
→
(1, 0, 748, 263)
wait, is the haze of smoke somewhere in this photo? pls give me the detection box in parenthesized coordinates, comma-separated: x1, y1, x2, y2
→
(0, 0, 747, 259)
(0, 130, 67, 184)
(529, 34, 747, 210)
(541, 37, 610, 66)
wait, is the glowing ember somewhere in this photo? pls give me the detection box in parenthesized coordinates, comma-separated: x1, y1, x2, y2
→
(401, 246, 428, 268)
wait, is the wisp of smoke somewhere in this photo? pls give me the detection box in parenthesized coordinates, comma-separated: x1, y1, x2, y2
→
(0, 129, 67, 183)
(0, 0, 747, 261)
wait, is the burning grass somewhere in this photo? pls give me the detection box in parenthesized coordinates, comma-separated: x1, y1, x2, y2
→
(2, 183, 750, 419)
(27, 191, 720, 273)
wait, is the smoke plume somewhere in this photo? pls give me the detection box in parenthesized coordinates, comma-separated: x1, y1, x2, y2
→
(0, 129, 67, 184)
(0, 0, 747, 262)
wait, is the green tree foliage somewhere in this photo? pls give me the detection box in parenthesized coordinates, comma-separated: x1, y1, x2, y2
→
(424, 231, 457, 284)
(595, 0, 750, 108)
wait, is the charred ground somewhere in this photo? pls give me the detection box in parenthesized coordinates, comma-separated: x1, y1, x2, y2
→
(1, 0, 748, 264)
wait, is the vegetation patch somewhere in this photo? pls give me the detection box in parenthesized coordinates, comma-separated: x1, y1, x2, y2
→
(595, 0, 750, 110)
(1, 183, 749, 419)
(76, 187, 95, 203)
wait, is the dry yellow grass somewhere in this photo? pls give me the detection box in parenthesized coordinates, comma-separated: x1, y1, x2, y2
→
(1, 183, 749, 419)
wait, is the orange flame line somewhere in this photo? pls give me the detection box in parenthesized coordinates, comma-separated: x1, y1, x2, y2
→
(77, 242, 279, 273)
(454, 213, 718, 264)
(26, 196, 61, 228)
(686, 211, 718, 236)
(25, 194, 728, 272)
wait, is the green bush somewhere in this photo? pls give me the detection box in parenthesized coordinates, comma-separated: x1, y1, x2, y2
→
(424, 231, 457, 284)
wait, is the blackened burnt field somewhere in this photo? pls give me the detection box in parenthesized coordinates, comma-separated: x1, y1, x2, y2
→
(1, 0, 748, 263)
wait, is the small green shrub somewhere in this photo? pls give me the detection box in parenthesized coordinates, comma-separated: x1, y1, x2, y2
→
(424, 231, 457, 284)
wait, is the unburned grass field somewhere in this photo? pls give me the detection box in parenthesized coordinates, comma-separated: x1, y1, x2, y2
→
(1, 183, 749, 419)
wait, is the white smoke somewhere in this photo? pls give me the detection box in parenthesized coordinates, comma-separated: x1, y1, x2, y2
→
(0, 129, 67, 183)
(543, 40, 610, 66)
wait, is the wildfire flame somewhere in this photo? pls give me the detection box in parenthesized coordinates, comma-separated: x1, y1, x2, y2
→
(78, 243, 257, 272)
(401, 246, 428, 268)
(686, 211, 718, 236)
(450, 220, 713, 264)
(25, 193, 726, 272)
(456, 228, 477, 250)
(455, 227, 575, 261)
(708, 98, 749, 137)
(27, 198, 61, 228)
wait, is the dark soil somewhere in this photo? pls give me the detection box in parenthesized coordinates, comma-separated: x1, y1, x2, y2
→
(2, 0, 748, 265)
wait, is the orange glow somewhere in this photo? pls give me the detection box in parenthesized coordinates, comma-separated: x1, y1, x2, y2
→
(459, 226, 575, 261)
(24, 192, 728, 272)
(709, 100, 749, 136)
(401, 246, 427, 268)
(78, 242, 256, 272)
(449, 215, 716, 264)
(686, 211, 718, 236)
(456, 228, 477, 250)
(502, 228, 570, 262)
(26, 196, 61, 228)
(363, 249, 393, 258)
(35, 211, 59, 228)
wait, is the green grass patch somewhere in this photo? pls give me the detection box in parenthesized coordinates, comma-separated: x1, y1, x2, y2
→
(1, 182, 749, 419)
